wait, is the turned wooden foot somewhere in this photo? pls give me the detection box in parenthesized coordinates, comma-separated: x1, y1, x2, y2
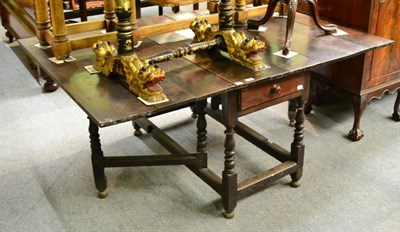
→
(133, 122, 143, 136)
(5, 30, 13, 43)
(304, 101, 312, 114)
(289, 180, 301, 188)
(223, 211, 235, 219)
(392, 90, 400, 121)
(190, 105, 198, 118)
(97, 189, 109, 199)
(43, 76, 59, 92)
(38, 66, 58, 92)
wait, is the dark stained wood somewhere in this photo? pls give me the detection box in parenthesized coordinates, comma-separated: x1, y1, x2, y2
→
(297, 0, 371, 31)
(240, 73, 306, 110)
(18, 37, 199, 127)
(237, 161, 297, 199)
(393, 91, 400, 121)
(89, 118, 108, 198)
(18, 14, 393, 218)
(297, 0, 400, 141)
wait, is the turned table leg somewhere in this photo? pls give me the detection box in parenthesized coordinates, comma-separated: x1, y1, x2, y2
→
(221, 92, 238, 219)
(196, 100, 208, 154)
(288, 99, 297, 126)
(222, 123, 237, 219)
(88, 118, 108, 198)
(348, 94, 368, 141)
(392, 90, 400, 121)
(290, 97, 305, 187)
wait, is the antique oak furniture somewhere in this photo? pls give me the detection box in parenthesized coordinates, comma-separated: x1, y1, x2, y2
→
(19, 6, 392, 217)
(298, 0, 400, 140)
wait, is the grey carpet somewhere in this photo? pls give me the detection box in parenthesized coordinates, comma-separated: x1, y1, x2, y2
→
(1, 5, 399, 232)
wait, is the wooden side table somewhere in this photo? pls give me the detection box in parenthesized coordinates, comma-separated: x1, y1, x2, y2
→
(298, 0, 400, 141)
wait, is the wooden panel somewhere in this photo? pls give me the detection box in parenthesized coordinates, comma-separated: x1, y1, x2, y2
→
(297, 0, 372, 31)
(240, 73, 305, 110)
(369, 0, 400, 86)
(298, 0, 399, 93)
(18, 37, 196, 127)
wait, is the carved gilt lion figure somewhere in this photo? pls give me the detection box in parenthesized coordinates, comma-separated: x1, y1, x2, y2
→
(92, 40, 167, 103)
(190, 18, 267, 71)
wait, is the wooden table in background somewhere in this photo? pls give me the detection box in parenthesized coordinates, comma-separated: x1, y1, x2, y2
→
(19, 13, 393, 218)
(298, 0, 400, 141)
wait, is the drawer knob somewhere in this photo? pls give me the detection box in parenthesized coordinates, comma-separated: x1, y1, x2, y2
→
(271, 84, 282, 94)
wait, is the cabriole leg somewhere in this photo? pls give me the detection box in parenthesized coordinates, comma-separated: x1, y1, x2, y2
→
(282, 0, 298, 55)
(348, 95, 368, 141)
(392, 90, 400, 121)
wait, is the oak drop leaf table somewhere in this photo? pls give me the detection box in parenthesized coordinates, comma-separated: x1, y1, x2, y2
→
(19, 13, 393, 218)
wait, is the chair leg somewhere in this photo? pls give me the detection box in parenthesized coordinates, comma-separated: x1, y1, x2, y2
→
(172, 6, 179, 13)
(158, 6, 163, 15)
(193, 3, 199, 10)
(135, 0, 141, 18)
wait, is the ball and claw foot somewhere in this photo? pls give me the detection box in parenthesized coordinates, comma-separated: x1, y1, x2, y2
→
(134, 129, 143, 136)
(348, 128, 364, 141)
(223, 211, 235, 219)
(290, 180, 301, 188)
(97, 189, 109, 199)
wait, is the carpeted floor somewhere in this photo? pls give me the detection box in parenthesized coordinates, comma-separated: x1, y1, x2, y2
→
(1, 4, 399, 232)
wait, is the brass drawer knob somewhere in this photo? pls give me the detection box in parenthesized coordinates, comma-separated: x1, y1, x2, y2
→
(271, 84, 282, 94)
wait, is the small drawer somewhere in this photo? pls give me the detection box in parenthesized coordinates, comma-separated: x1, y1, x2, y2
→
(239, 73, 306, 110)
